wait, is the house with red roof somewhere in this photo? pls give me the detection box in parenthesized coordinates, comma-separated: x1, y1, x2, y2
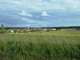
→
(18, 29, 21, 31)
(8, 29, 13, 33)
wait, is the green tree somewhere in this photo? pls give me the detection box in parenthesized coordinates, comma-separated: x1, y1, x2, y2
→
(1, 24, 4, 31)
(44, 27, 47, 29)
(5, 29, 9, 33)
(0, 24, 5, 33)
(14, 29, 18, 33)
(23, 30, 26, 33)
(19, 30, 21, 33)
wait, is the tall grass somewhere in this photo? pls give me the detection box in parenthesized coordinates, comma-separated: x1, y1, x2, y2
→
(0, 33, 80, 60)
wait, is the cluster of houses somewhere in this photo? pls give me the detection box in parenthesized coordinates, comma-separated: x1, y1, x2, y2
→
(8, 28, 57, 33)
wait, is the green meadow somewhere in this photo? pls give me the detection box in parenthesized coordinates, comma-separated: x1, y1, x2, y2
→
(0, 30, 80, 60)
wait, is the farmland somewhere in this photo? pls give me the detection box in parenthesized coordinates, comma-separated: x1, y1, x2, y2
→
(0, 30, 80, 60)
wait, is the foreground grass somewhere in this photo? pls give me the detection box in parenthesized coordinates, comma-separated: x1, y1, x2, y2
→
(0, 31, 80, 60)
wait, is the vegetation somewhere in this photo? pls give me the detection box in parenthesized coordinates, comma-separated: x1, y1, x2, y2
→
(0, 30, 5, 33)
(14, 29, 18, 33)
(0, 24, 5, 33)
(31, 30, 35, 32)
(0, 30, 80, 60)
(18, 30, 21, 33)
(1, 24, 5, 31)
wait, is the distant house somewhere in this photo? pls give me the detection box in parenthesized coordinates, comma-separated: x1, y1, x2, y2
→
(39, 28, 42, 31)
(31, 29, 35, 32)
(31, 29, 35, 30)
(27, 27, 31, 31)
(43, 29, 47, 31)
(46, 29, 51, 31)
(24, 29, 27, 31)
(28, 29, 31, 31)
(28, 30, 31, 31)
(9, 30, 13, 33)
(53, 28, 56, 31)
(42, 29, 50, 31)
(18, 29, 21, 31)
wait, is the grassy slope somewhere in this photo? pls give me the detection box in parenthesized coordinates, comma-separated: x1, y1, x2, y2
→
(0, 30, 80, 60)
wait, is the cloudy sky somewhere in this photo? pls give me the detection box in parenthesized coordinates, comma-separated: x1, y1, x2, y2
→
(0, 0, 80, 27)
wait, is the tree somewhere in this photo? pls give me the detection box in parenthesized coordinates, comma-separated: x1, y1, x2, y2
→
(44, 27, 47, 29)
(19, 30, 21, 33)
(1, 24, 4, 31)
(14, 29, 18, 33)
(0, 24, 5, 33)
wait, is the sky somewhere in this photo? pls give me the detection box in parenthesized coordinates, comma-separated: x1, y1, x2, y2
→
(0, 0, 80, 27)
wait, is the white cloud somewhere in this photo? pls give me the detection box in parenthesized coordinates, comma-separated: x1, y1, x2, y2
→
(27, 25, 29, 26)
(41, 11, 49, 16)
(20, 10, 33, 17)
(11, 1, 20, 4)
(22, 18, 27, 21)
(22, 18, 31, 22)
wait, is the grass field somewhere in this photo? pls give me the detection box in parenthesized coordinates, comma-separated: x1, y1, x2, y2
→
(0, 30, 80, 60)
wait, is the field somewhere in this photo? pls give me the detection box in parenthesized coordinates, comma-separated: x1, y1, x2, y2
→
(0, 30, 80, 60)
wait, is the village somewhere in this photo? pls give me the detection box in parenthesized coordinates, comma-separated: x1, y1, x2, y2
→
(8, 27, 57, 33)
(1, 24, 80, 33)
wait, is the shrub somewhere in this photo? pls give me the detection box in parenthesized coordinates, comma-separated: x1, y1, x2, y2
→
(18, 30, 21, 33)
(31, 30, 35, 32)
(14, 29, 18, 33)
(0, 30, 5, 33)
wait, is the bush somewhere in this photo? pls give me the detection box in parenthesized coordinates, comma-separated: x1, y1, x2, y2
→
(31, 30, 35, 32)
(18, 30, 21, 33)
(5, 30, 9, 33)
(14, 29, 18, 33)
(23, 30, 27, 33)
(46, 30, 50, 32)
(0, 30, 5, 33)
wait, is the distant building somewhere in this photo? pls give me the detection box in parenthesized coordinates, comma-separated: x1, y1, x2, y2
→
(27, 27, 31, 31)
(31, 29, 35, 30)
(28, 27, 30, 30)
(18, 29, 21, 31)
(24, 29, 27, 31)
(28, 30, 31, 31)
(46, 29, 51, 31)
(9, 29, 13, 33)
(53, 28, 56, 31)
(39, 28, 42, 31)
(43, 29, 47, 31)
